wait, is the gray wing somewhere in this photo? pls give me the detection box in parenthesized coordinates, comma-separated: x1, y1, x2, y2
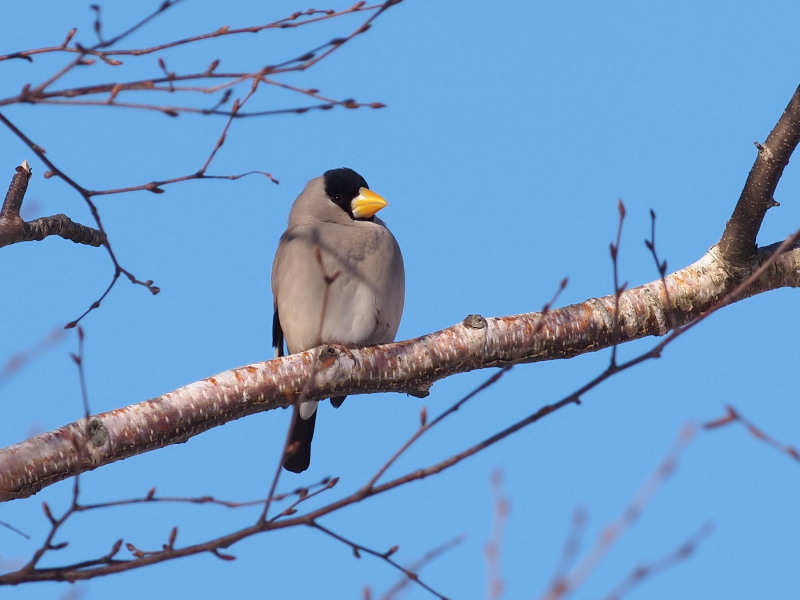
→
(272, 220, 404, 353)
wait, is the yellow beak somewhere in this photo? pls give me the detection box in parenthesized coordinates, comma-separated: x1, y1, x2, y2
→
(351, 187, 388, 219)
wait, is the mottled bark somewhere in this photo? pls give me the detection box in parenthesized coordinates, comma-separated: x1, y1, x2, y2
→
(2, 239, 799, 501)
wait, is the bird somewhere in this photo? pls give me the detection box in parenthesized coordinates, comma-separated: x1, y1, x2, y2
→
(271, 168, 405, 473)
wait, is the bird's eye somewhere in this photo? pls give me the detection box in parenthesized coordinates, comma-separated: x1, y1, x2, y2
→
(330, 194, 343, 204)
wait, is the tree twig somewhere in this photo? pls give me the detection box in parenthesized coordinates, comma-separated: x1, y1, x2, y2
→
(0, 161, 106, 248)
(704, 405, 800, 463)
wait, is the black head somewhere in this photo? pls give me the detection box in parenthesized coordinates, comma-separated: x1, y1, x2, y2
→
(323, 167, 369, 220)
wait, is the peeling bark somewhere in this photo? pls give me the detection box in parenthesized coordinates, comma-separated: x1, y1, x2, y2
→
(2, 240, 799, 501)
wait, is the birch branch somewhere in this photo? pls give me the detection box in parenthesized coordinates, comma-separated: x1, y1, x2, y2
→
(2, 238, 799, 502)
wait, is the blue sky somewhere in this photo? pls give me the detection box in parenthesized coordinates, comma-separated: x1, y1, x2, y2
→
(2, 1, 800, 598)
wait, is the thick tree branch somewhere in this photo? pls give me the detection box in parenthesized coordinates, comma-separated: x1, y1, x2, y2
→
(718, 84, 800, 265)
(0, 162, 106, 248)
(2, 238, 799, 502)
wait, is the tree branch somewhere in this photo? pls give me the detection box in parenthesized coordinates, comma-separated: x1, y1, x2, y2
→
(2, 235, 799, 501)
(718, 84, 800, 265)
(0, 162, 106, 248)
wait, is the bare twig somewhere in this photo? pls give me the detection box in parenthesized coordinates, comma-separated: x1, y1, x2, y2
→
(644, 209, 677, 329)
(704, 405, 800, 463)
(550, 509, 587, 586)
(600, 523, 713, 600)
(486, 470, 509, 600)
(609, 199, 627, 368)
(0, 519, 30, 539)
(76, 480, 332, 513)
(0, 2, 400, 116)
(0, 3, 393, 64)
(375, 535, 465, 600)
(71, 328, 91, 418)
(540, 424, 697, 600)
(310, 521, 450, 600)
(0, 326, 66, 385)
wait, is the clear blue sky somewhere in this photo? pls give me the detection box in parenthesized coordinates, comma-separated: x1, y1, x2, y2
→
(2, 1, 800, 598)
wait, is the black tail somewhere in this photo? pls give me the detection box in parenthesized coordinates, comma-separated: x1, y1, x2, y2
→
(283, 409, 316, 473)
(272, 309, 285, 357)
